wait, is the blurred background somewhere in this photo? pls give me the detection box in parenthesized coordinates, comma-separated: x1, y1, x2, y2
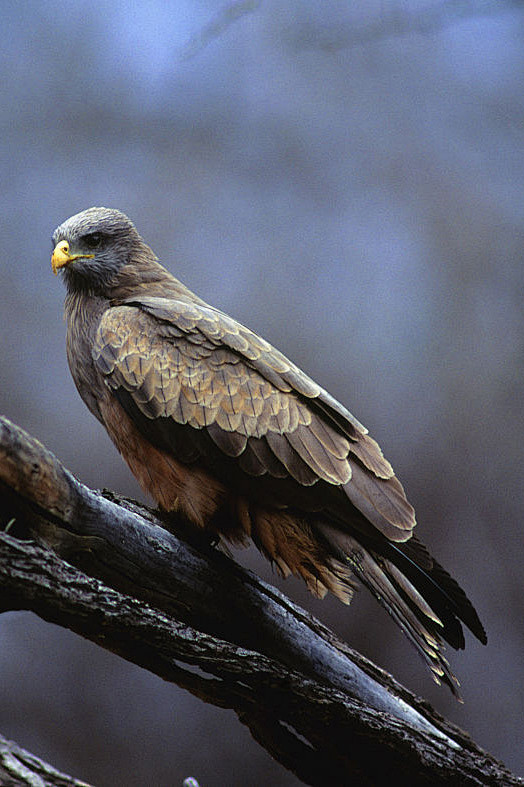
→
(0, 1, 523, 784)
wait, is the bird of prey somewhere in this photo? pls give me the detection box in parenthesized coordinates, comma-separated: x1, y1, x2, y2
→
(51, 206, 486, 696)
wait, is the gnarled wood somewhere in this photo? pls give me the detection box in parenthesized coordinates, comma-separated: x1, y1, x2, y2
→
(0, 731, 91, 787)
(0, 415, 520, 786)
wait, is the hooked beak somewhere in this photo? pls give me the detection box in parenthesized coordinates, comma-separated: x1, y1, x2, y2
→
(51, 240, 94, 275)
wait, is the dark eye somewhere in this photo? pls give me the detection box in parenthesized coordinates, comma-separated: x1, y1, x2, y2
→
(82, 232, 104, 249)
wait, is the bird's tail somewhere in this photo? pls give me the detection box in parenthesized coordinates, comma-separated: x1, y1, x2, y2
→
(316, 522, 487, 698)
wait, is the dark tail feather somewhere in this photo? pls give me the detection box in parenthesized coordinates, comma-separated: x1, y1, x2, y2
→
(398, 535, 487, 645)
(316, 523, 486, 698)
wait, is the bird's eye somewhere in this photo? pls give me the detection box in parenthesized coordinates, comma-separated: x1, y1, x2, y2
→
(82, 232, 104, 249)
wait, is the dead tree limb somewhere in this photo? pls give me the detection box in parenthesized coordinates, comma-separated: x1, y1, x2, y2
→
(0, 731, 91, 787)
(0, 415, 520, 786)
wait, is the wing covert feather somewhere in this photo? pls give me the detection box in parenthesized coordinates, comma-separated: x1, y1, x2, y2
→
(93, 300, 415, 539)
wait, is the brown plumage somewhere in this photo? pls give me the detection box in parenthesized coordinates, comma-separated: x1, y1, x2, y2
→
(52, 206, 486, 696)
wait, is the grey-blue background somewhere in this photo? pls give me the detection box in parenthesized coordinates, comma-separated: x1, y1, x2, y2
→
(0, 1, 522, 784)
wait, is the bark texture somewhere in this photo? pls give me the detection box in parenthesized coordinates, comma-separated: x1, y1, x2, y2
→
(0, 415, 520, 786)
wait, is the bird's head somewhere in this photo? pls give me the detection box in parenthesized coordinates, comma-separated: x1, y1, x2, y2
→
(51, 207, 141, 294)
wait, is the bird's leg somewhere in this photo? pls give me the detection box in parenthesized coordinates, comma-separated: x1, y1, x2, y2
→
(159, 508, 223, 554)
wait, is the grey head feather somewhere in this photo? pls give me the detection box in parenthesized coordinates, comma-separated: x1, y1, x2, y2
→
(52, 207, 142, 295)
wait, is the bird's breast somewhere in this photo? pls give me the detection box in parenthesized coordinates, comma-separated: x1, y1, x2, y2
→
(64, 293, 111, 424)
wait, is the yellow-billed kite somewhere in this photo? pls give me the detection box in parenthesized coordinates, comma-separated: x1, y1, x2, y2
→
(52, 207, 486, 695)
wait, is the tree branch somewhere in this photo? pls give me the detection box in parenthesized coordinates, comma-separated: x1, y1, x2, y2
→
(0, 731, 91, 787)
(0, 416, 520, 786)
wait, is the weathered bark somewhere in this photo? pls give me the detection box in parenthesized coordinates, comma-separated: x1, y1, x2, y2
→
(0, 732, 92, 787)
(0, 415, 520, 786)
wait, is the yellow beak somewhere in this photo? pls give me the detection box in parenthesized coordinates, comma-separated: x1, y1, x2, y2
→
(51, 240, 94, 275)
